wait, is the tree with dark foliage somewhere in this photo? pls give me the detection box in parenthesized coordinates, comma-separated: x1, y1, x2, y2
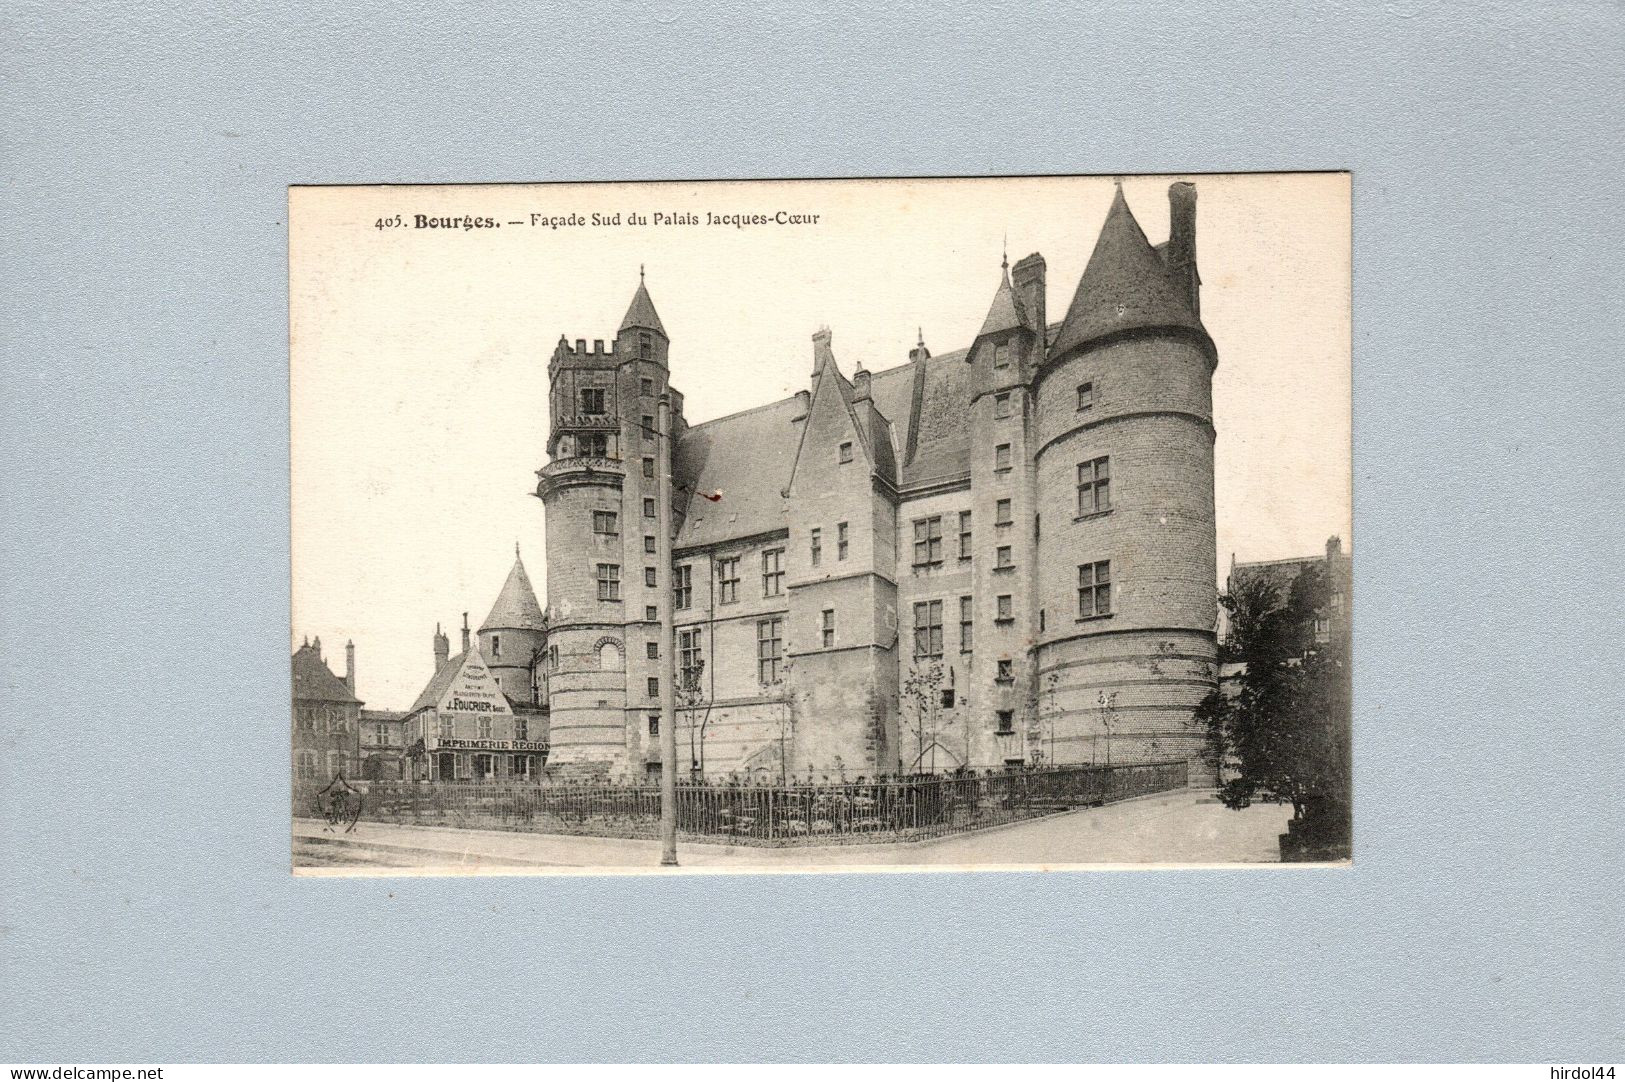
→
(1201, 563, 1352, 861)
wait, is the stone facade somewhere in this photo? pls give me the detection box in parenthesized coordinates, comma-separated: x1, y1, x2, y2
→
(538, 182, 1220, 780)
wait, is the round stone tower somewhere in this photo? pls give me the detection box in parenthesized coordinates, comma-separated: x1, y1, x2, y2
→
(536, 275, 676, 777)
(1033, 181, 1218, 772)
(476, 548, 547, 705)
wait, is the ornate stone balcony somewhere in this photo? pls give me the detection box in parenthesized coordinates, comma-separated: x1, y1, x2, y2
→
(535, 456, 624, 498)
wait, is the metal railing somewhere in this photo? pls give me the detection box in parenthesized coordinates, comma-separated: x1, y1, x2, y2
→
(293, 760, 1189, 847)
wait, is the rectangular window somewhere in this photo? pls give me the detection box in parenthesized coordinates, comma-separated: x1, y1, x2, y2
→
(643, 497, 655, 518)
(761, 548, 785, 596)
(673, 565, 692, 609)
(596, 563, 621, 601)
(579, 387, 606, 415)
(478, 715, 492, 740)
(678, 628, 703, 686)
(647, 676, 659, 698)
(642, 414, 655, 444)
(438, 714, 454, 739)
(821, 608, 835, 648)
(912, 516, 944, 568)
(839, 441, 853, 463)
(455, 752, 471, 780)
(996, 660, 1014, 683)
(718, 557, 740, 604)
(1077, 457, 1111, 515)
(592, 510, 618, 536)
(514, 755, 532, 779)
(1078, 560, 1112, 617)
(579, 432, 609, 458)
(757, 618, 784, 684)
(297, 750, 317, 779)
(810, 527, 822, 567)
(646, 641, 659, 659)
(1077, 381, 1096, 411)
(642, 457, 655, 478)
(515, 717, 528, 741)
(958, 511, 972, 558)
(996, 594, 1013, 622)
(490, 634, 501, 659)
(913, 600, 944, 658)
(837, 522, 849, 560)
(373, 723, 388, 745)
(959, 595, 973, 652)
(644, 566, 657, 588)
(638, 332, 653, 360)
(993, 342, 1010, 369)
(641, 377, 654, 396)
(995, 545, 1013, 570)
(644, 534, 656, 554)
(648, 714, 659, 736)
(645, 605, 658, 622)
(995, 498, 1012, 526)
(996, 709, 1015, 733)
(994, 444, 1012, 472)
(994, 392, 1011, 418)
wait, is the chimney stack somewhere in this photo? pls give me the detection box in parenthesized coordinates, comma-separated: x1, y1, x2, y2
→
(433, 622, 450, 668)
(344, 639, 356, 693)
(461, 612, 471, 654)
(853, 366, 871, 402)
(1168, 182, 1199, 315)
(811, 327, 834, 381)
(909, 327, 931, 366)
(1011, 253, 1047, 342)
(792, 388, 811, 422)
(1326, 535, 1343, 561)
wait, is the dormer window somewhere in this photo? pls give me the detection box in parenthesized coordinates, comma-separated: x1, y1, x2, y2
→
(839, 441, 853, 463)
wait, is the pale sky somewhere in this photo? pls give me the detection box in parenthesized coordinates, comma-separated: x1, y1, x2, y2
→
(291, 173, 1351, 710)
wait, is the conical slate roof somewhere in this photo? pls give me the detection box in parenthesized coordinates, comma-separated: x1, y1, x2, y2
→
(618, 279, 667, 336)
(976, 264, 1030, 339)
(1049, 186, 1204, 361)
(479, 555, 546, 632)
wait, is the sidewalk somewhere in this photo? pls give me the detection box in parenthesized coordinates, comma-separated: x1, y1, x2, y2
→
(292, 789, 1298, 875)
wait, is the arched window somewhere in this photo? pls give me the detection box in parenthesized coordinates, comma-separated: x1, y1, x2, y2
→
(599, 641, 622, 670)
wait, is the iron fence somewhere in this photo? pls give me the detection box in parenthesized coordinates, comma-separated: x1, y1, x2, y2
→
(293, 760, 1189, 847)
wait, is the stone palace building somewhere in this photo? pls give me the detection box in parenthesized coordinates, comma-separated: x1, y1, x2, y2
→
(536, 181, 1220, 780)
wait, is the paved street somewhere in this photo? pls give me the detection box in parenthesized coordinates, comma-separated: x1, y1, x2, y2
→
(294, 789, 1299, 873)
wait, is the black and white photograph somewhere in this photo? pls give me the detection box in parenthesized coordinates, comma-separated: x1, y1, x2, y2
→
(290, 173, 1353, 874)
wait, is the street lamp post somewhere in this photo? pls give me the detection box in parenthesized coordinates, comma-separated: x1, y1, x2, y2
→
(657, 393, 679, 866)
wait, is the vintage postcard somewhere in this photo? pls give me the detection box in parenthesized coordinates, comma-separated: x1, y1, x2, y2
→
(289, 173, 1352, 875)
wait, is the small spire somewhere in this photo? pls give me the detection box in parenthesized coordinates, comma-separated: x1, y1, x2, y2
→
(639, 263, 645, 282)
(1002, 231, 1009, 272)
(917, 326, 924, 348)
(515, 540, 521, 559)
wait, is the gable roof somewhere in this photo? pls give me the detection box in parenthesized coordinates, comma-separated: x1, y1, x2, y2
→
(291, 644, 359, 704)
(1049, 185, 1206, 361)
(480, 554, 546, 631)
(408, 650, 464, 714)
(618, 279, 666, 336)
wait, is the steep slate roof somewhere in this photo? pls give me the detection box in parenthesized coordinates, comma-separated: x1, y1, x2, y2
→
(673, 397, 799, 547)
(618, 280, 666, 336)
(291, 644, 359, 704)
(479, 554, 546, 631)
(407, 650, 465, 714)
(1049, 185, 1205, 361)
(977, 265, 1030, 338)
